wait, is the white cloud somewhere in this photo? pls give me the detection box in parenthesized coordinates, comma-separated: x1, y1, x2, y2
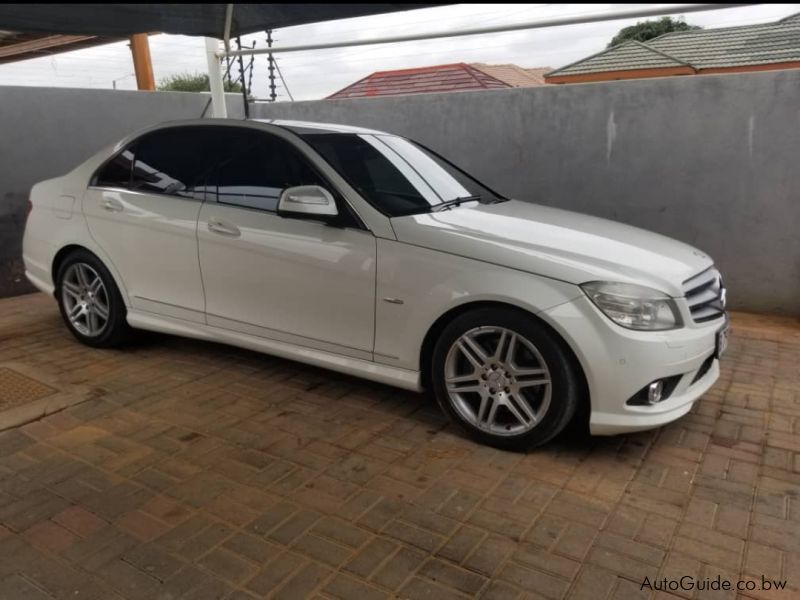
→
(0, 3, 797, 100)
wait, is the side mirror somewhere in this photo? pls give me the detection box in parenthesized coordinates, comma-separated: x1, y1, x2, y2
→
(277, 185, 338, 218)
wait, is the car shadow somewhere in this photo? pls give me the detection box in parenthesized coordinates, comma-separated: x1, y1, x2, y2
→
(98, 328, 651, 458)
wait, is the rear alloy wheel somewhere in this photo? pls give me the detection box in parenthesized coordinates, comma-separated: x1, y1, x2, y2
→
(56, 250, 132, 348)
(432, 307, 582, 449)
(61, 263, 110, 338)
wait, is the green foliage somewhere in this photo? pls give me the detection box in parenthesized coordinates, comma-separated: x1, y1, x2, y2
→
(157, 72, 243, 93)
(608, 16, 701, 48)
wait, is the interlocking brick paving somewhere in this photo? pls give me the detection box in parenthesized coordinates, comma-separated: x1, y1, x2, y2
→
(0, 292, 798, 599)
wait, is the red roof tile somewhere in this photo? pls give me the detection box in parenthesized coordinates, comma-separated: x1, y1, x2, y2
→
(327, 62, 510, 99)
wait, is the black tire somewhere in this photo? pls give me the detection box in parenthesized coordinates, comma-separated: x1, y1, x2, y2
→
(55, 249, 132, 348)
(431, 306, 583, 450)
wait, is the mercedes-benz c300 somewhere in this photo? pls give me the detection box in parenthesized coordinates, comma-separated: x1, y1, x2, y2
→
(23, 119, 728, 448)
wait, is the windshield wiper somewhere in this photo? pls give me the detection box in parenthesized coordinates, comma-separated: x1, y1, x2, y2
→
(430, 195, 482, 212)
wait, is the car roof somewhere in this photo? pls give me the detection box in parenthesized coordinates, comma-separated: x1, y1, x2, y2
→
(253, 118, 390, 135)
(135, 118, 391, 137)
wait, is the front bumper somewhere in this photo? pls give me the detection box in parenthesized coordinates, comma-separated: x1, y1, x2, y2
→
(541, 295, 724, 435)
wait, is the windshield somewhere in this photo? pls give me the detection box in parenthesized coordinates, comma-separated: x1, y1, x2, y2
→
(301, 133, 503, 217)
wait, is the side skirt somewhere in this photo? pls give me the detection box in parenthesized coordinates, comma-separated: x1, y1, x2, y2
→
(126, 310, 423, 392)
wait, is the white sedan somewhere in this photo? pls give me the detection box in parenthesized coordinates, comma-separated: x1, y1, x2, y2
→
(23, 119, 728, 449)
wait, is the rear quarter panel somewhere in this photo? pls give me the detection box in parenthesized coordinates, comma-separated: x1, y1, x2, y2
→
(23, 152, 132, 304)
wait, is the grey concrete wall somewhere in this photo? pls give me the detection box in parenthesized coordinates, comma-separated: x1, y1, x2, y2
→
(0, 86, 244, 298)
(253, 70, 800, 315)
(1, 73, 797, 314)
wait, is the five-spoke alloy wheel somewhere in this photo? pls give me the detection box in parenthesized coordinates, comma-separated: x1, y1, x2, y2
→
(445, 326, 552, 437)
(432, 307, 582, 449)
(60, 263, 110, 337)
(56, 249, 131, 348)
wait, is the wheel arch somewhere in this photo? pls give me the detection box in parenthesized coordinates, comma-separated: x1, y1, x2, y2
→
(419, 300, 590, 422)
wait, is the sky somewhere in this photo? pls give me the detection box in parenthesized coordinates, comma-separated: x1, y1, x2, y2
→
(0, 3, 797, 101)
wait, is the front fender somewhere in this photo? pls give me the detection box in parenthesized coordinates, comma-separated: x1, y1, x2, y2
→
(374, 238, 581, 370)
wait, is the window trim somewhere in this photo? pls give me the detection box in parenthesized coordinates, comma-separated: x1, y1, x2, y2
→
(88, 124, 370, 231)
(86, 184, 209, 204)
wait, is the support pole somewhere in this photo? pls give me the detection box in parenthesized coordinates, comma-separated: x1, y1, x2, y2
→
(129, 33, 155, 90)
(205, 37, 227, 118)
(223, 3, 234, 52)
(235, 36, 250, 119)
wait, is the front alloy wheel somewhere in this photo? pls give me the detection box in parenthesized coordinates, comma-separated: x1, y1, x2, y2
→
(432, 307, 582, 449)
(444, 326, 552, 436)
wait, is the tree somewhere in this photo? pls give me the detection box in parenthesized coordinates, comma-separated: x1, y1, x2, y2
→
(607, 16, 701, 48)
(158, 72, 243, 93)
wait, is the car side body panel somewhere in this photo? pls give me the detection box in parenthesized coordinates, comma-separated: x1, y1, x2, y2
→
(24, 171, 132, 307)
(82, 186, 206, 323)
(197, 201, 377, 360)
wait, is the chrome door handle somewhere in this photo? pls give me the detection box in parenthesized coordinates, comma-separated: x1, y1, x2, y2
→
(207, 219, 241, 237)
(101, 198, 123, 212)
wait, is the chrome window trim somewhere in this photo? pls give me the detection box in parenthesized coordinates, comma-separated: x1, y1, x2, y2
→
(87, 185, 207, 203)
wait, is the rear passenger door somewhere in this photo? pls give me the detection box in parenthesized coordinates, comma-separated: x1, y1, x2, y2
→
(83, 127, 215, 322)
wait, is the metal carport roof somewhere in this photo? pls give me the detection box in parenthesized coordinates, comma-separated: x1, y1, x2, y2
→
(0, 4, 442, 38)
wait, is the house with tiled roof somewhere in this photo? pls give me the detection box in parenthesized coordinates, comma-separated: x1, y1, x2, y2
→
(327, 62, 551, 99)
(546, 11, 800, 84)
(469, 63, 552, 88)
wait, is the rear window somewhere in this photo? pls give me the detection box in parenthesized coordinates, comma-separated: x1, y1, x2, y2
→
(93, 149, 134, 188)
(130, 127, 220, 200)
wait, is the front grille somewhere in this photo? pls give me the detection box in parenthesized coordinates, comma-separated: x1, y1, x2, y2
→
(682, 267, 726, 323)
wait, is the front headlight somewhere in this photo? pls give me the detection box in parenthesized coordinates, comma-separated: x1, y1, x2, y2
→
(581, 281, 681, 331)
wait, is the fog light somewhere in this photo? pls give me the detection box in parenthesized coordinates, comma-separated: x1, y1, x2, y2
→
(647, 381, 664, 405)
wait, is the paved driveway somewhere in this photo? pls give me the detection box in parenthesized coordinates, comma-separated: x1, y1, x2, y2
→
(0, 293, 798, 599)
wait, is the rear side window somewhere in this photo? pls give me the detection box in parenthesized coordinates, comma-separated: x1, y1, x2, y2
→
(131, 128, 219, 200)
(214, 133, 326, 212)
(94, 149, 134, 188)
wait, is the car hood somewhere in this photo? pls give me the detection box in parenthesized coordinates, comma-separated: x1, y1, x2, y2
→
(391, 199, 713, 297)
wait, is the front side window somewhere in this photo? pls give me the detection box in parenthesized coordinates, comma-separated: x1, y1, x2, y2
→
(302, 133, 502, 217)
(214, 133, 326, 212)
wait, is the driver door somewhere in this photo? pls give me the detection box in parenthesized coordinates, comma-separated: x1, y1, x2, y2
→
(196, 127, 376, 359)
